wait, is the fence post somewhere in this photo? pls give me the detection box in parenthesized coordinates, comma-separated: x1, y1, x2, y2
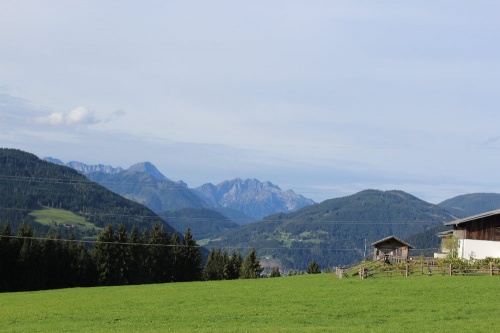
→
(336, 267, 344, 279)
(449, 264, 452, 276)
(490, 262, 494, 276)
(405, 264, 408, 277)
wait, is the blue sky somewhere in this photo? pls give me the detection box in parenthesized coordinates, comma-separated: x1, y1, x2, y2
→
(1, 1, 500, 203)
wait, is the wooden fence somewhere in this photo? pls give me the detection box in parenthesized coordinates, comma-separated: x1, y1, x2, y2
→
(336, 261, 500, 279)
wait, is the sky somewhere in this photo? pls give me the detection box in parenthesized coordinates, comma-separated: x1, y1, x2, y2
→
(1, 1, 500, 204)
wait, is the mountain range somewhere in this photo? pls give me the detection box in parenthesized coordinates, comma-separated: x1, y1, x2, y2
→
(193, 178, 315, 221)
(1, 149, 175, 239)
(46, 158, 315, 223)
(0, 149, 493, 270)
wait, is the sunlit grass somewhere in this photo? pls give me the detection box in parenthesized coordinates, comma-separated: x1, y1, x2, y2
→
(29, 207, 102, 232)
(0, 274, 498, 332)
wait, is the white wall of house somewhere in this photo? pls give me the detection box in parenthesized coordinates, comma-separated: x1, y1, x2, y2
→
(458, 239, 500, 260)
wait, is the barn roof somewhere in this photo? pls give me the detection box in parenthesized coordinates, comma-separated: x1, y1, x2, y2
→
(437, 230, 453, 238)
(371, 235, 413, 248)
(444, 209, 500, 227)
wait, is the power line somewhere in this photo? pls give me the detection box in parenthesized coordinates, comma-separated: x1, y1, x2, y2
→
(0, 235, 440, 252)
(0, 234, 197, 248)
(0, 207, 451, 225)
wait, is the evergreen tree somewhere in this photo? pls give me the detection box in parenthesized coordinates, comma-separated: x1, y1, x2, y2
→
(170, 232, 181, 282)
(180, 228, 202, 282)
(148, 222, 171, 283)
(228, 250, 243, 280)
(269, 267, 281, 278)
(203, 249, 223, 281)
(39, 231, 60, 290)
(75, 241, 97, 287)
(17, 224, 40, 290)
(92, 224, 118, 285)
(115, 223, 129, 285)
(307, 260, 321, 274)
(0, 222, 16, 291)
(127, 226, 143, 284)
(222, 249, 230, 280)
(240, 248, 263, 279)
(65, 232, 82, 288)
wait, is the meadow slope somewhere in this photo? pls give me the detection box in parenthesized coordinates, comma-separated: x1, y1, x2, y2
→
(0, 274, 498, 332)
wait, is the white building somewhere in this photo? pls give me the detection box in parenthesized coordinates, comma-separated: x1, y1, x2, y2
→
(442, 209, 500, 260)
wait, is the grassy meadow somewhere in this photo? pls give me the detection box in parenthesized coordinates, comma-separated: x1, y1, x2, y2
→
(0, 274, 498, 332)
(29, 207, 102, 233)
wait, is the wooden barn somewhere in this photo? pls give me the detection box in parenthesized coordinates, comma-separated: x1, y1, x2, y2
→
(371, 236, 413, 263)
(443, 209, 500, 260)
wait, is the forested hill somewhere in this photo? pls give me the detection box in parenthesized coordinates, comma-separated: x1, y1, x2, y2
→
(438, 193, 500, 218)
(0, 148, 174, 237)
(207, 189, 455, 269)
(159, 208, 239, 240)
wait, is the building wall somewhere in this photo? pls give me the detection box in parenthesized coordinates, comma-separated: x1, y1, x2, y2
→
(458, 239, 500, 260)
(464, 215, 500, 241)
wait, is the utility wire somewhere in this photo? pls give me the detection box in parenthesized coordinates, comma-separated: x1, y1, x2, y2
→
(0, 235, 440, 251)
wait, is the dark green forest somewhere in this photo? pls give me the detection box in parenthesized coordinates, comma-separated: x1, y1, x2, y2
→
(438, 193, 500, 218)
(0, 148, 175, 238)
(0, 221, 263, 293)
(207, 190, 456, 268)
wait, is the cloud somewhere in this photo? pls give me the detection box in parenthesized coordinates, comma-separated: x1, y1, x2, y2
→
(33, 106, 98, 126)
(103, 109, 127, 123)
(483, 135, 500, 146)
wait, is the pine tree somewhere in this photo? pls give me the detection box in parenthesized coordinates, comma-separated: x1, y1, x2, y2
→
(203, 249, 222, 281)
(127, 226, 143, 284)
(92, 224, 118, 285)
(170, 232, 181, 282)
(228, 250, 243, 280)
(269, 267, 281, 278)
(75, 241, 97, 287)
(222, 250, 230, 280)
(17, 224, 40, 290)
(0, 222, 16, 291)
(240, 248, 263, 279)
(307, 260, 321, 274)
(180, 228, 202, 282)
(115, 223, 129, 285)
(148, 222, 171, 283)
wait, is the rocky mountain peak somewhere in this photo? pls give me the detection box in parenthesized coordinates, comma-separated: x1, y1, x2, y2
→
(194, 178, 315, 220)
(127, 162, 167, 181)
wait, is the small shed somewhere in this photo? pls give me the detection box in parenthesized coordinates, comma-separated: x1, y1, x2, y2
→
(371, 236, 413, 263)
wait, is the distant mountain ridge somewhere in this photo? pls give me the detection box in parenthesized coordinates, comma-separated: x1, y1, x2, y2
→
(438, 193, 500, 218)
(127, 162, 168, 181)
(193, 178, 315, 220)
(45, 158, 316, 223)
(3, 149, 175, 237)
(86, 169, 207, 213)
(44, 157, 125, 175)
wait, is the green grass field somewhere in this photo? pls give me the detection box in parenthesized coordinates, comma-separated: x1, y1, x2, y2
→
(0, 274, 498, 332)
(29, 207, 102, 232)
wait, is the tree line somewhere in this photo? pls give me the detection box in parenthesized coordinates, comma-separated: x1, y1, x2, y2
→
(0, 221, 263, 293)
(0, 148, 171, 236)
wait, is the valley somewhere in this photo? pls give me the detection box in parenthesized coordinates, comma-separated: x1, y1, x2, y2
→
(2, 148, 500, 273)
